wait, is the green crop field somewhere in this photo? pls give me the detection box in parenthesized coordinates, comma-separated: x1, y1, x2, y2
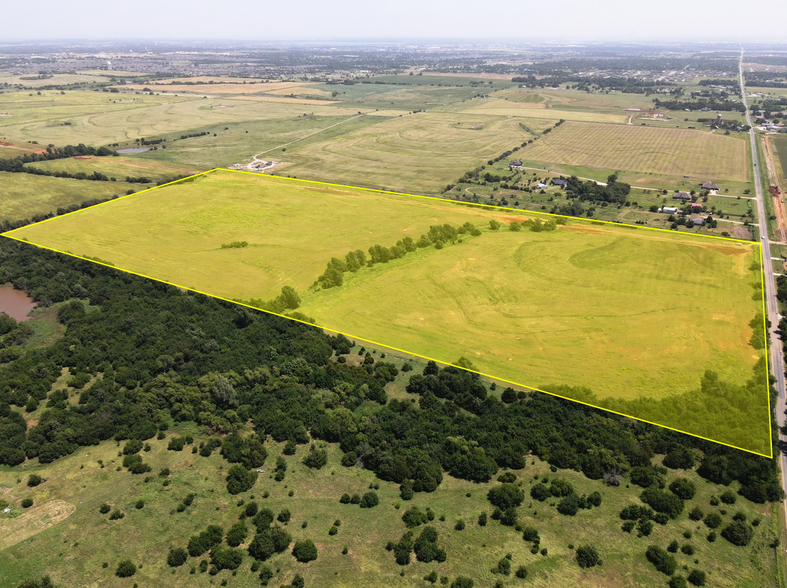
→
(1, 414, 780, 588)
(518, 121, 750, 183)
(5, 171, 770, 453)
(0, 172, 147, 224)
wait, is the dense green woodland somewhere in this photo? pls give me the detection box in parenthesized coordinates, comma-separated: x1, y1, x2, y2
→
(0, 239, 782, 508)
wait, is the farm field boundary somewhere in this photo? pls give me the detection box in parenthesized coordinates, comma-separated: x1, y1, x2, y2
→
(2, 169, 773, 457)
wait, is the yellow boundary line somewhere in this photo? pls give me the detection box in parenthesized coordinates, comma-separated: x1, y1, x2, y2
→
(0, 167, 774, 458)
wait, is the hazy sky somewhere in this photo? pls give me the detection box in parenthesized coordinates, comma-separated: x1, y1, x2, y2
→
(2, 0, 784, 43)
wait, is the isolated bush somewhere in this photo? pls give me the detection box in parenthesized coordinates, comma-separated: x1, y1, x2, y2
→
(27, 474, 43, 487)
(530, 483, 550, 502)
(721, 520, 754, 546)
(115, 560, 136, 577)
(303, 446, 328, 469)
(689, 507, 704, 521)
(359, 491, 379, 508)
(557, 494, 580, 516)
(576, 545, 600, 568)
(687, 569, 707, 586)
(21, 498, 33, 508)
(719, 490, 737, 504)
(451, 576, 474, 588)
(402, 507, 430, 528)
(487, 484, 524, 509)
(704, 512, 722, 529)
(167, 547, 188, 567)
(99, 503, 111, 514)
(292, 539, 318, 562)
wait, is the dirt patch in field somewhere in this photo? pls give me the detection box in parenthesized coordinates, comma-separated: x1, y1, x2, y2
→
(0, 140, 46, 154)
(0, 499, 76, 550)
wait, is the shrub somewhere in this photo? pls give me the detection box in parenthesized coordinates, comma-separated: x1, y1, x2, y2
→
(549, 478, 574, 497)
(587, 491, 602, 507)
(167, 547, 188, 567)
(425, 570, 439, 583)
(478, 512, 487, 526)
(530, 483, 550, 502)
(109, 509, 124, 520)
(122, 439, 143, 455)
(21, 498, 33, 508)
(451, 576, 474, 588)
(226, 465, 257, 495)
(488, 484, 524, 509)
(292, 539, 318, 562)
(703, 512, 722, 529)
(663, 447, 696, 469)
(640, 486, 684, 519)
(167, 437, 186, 451)
(522, 526, 540, 543)
(303, 446, 328, 469)
(258, 564, 274, 585)
(638, 519, 654, 536)
(135, 500, 144, 509)
(681, 543, 694, 555)
(667, 540, 679, 552)
(277, 508, 291, 523)
(402, 507, 430, 528)
(99, 503, 111, 514)
(340, 493, 351, 504)
(494, 557, 511, 575)
(226, 521, 248, 547)
(245, 501, 259, 517)
(500, 507, 518, 526)
(721, 520, 754, 546)
(687, 569, 707, 586)
(557, 494, 580, 516)
(497, 472, 517, 483)
(719, 490, 737, 504)
(576, 545, 600, 568)
(115, 560, 136, 577)
(188, 525, 224, 557)
(645, 545, 676, 575)
(350, 493, 361, 504)
(669, 576, 688, 588)
(515, 565, 528, 579)
(414, 526, 446, 563)
(454, 519, 465, 531)
(669, 478, 696, 500)
(630, 466, 662, 488)
(359, 491, 379, 508)
(689, 507, 704, 521)
(27, 474, 44, 487)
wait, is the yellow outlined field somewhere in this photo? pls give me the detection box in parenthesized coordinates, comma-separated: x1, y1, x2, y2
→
(2, 169, 773, 457)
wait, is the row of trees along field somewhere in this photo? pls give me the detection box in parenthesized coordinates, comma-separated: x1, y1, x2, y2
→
(0, 239, 781, 505)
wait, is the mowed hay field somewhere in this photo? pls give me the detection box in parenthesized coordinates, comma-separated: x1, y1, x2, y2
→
(1, 428, 780, 588)
(281, 112, 532, 193)
(460, 99, 628, 124)
(6, 171, 767, 450)
(520, 121, 750, 182)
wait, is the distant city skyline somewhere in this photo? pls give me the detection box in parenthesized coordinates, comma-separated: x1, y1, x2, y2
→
(2, 0, 785, 44)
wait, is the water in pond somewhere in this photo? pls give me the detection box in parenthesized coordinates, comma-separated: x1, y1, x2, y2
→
(0, 285, 36, 322)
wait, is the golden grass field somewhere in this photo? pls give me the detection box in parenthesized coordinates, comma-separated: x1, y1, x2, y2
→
(281, 112, 533, 193)
(460, 99, 629, 124)
(520, 121, 750, 182)
(5, 171, 768, 452)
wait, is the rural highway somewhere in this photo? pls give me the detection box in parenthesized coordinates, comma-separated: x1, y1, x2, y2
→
(740, 49, 787, 520)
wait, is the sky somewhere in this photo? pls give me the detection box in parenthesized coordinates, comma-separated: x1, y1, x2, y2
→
(1, 0, 785, 43)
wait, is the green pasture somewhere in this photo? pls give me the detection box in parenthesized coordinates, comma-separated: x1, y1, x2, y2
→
(138, 113, 386, 170)
(24, 156, 200, 183)
(773, 136, 787, 180)
(0, 90, 351, 147)
(0, 418, 781, 588)
(0, 172, 143, 223)
(6, 171, 769, 451)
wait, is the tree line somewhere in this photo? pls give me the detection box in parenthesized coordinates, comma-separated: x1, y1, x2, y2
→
(0, 239, 781, 507)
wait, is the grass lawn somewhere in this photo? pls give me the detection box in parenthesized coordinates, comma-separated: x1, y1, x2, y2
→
(0, 419, 781, 588)
(4, 171, 769, 453)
